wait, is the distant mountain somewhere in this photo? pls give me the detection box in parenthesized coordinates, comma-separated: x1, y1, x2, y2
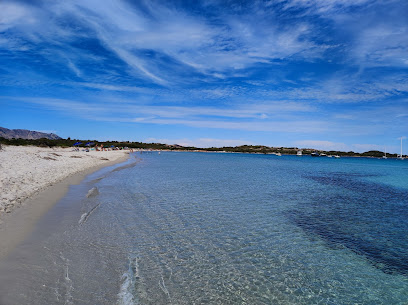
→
(0, 127, 61, 140)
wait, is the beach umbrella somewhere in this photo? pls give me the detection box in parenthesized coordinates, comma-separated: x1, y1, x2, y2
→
(85, 142, 94, 146)
(111, 145, 115, 147)
(73, 142, 82, 146)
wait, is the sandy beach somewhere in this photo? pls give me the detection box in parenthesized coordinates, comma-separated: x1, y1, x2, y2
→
(0, 145, 129, 217)
(0, 145, 130, 260)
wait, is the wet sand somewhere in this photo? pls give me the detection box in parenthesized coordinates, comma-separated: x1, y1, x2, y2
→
(0, 149, 130, 260)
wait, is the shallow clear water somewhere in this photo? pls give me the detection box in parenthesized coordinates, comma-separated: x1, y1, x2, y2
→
(1, 152, 408, 304)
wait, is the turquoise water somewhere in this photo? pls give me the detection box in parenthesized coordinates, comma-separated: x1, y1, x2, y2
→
(0, 152, 408, 304)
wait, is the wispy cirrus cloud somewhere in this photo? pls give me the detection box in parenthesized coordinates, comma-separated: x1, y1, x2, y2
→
(2, 95, 325, 133)
(2, 92, 405, 137)
(294, 140, 397, 153)
(1, 0, 406, 98)
(295, 140, 349, 151)
(280, 0, 375, 15)
(144, 137, 253, 148)
(0, 0, 334, 85)
(4, 95, 313, 117)
(0, 0, 407, 150)
(136, 118, 327, 133)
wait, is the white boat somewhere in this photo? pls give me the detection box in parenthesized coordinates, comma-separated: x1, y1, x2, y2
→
(382, 146, 387, 159)
(275, 152, 282, 156)
(398, 137, 405, 160)
(334, 155, 340, 158)
(297, 150, 302, 156)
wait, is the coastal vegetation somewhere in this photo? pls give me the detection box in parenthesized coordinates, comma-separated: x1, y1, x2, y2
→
(0, 137, 400, 158)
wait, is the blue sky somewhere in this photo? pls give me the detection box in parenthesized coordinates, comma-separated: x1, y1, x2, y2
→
(0, 0, 407, 152)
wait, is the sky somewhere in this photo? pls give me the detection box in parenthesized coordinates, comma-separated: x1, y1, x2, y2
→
(0, 0, 407, 153)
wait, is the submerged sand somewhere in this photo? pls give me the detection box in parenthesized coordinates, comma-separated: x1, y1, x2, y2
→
(0, 145, 129, 217)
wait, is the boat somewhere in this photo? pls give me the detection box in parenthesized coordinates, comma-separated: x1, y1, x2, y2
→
(382, 146, 387, 159)
(320, 153, 327, 157)
(398, 137, 405, 160)
(334, 155, 340, 158)
(297, 150, 302, 156)
(311, 152, 320, 157)
(275, 152, 282, 156)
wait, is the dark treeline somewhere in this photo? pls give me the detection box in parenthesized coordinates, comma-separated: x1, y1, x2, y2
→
(0, 137, 174, 150)
(0, 137, 399, 158)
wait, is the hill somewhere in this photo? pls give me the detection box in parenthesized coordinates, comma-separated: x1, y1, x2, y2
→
(0, 127, 61, 140)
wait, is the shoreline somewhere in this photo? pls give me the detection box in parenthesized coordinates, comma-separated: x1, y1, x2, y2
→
(0, 145, 130, 215)
(0, 146, 130, 260)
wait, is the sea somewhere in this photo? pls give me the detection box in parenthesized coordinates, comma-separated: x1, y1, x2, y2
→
(0, 151, 407, 304)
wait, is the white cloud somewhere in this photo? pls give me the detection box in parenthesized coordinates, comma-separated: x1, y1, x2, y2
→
(295, 140, 402, 153)
(282, 0, 374, 14)
(140, 118, 326, 133)
(351, 143, 384, 152)
(0, 2, 32, 31)
(3, 95, 326, 133)
(75, 82, 148, 93)
(5, 94, 313, 119)
(0, 0, 333, 84)
(144, 137, 253, 148)
(1, 0, 407, 148)
(295, 140, 350, 151)
(67, 60, 82, 78)
(350, 23, 408, 68)
(281, 0, 408, 69)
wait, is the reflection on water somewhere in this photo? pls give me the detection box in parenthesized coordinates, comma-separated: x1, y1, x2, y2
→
(0, 152, 408, 304)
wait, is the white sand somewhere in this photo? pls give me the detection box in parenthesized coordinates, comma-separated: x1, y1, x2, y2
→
(0, 145, 129, 216)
